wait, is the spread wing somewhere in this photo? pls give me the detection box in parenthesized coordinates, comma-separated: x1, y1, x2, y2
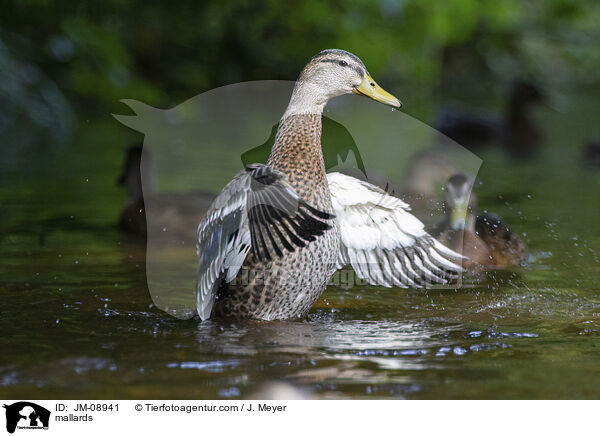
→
(196, 164, 334, 320)
(328, 172, 464, 288)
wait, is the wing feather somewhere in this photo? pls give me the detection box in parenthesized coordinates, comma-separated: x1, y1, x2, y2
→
(328, 172, 464, 289)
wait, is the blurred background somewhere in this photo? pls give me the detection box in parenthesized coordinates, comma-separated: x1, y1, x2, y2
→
(3, 0, 600, 126)
(1, 0, 599, 399)
(2, 0, 600, 221)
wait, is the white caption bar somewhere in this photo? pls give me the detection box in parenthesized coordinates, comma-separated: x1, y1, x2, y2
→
(0, 400, 596, 435)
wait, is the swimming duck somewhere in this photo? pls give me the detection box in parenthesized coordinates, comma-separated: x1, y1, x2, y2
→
(195, 49, 464, 321)
(399, 146, 460, 224)
(434, 174, 527, 271)
(118, 145, 216, 239)
(435, 80, 544, 157)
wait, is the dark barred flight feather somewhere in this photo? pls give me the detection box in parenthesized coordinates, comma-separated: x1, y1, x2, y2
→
(196, 163, 334, 319)
(246, 165, 334, 263)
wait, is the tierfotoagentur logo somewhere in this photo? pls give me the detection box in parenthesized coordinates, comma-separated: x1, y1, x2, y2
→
(114, 77, 481, 320)
(3, 402, 50, 434)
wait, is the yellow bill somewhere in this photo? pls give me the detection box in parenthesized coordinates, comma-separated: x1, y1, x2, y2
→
(352, 73, 402, 108)
(450, 203, 468, 230)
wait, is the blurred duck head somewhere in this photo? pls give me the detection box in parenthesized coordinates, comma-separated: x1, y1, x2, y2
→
(444, 174, 477, 231)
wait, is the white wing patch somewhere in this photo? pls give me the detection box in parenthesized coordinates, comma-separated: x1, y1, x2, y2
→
(328, 172, 463, 288)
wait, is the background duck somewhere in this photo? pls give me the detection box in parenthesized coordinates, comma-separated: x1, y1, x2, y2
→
(196, 49, 463, 321)
(581, 139, 600, 167)
(434, 174, 527, 271)
(435, 80, 544, 158)
(118, 145, 216, 239)
(399, 146, 460, 224)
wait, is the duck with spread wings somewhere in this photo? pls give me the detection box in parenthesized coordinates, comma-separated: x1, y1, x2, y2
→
(196, 49, 464, 321)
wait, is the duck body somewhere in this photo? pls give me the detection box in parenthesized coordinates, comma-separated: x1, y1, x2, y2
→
(435, 215, 527, 271)
(435, 227, 491, 271)
(213, 114, 341, 319)
(475, 214, 527, 268)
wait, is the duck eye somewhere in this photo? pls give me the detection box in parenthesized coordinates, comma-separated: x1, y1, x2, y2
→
(338, 60, 348, 67)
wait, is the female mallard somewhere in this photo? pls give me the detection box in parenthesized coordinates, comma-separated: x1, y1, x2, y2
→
(196, 49, 463, 321)
(434, 174, 527, 271)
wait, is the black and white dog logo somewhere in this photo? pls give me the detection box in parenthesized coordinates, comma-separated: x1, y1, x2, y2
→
(3, 402, 50, 434)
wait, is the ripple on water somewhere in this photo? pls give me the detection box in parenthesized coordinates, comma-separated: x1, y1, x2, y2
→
(166, 360, 241, 372)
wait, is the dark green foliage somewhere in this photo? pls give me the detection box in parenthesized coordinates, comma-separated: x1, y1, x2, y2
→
(1, 0, 599, 114)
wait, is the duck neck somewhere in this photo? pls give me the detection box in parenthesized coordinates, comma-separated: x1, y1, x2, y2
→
(448, 202, 477, 233)
(282, 80, 330, 118)
(267, 112, 326, 200)
(466, 212, 477, 233)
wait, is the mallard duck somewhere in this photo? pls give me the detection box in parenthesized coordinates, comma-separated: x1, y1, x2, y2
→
(435, 80, 544, 157)
(195, 49, 463, 321)
(399, 146, 460, 223)
(118, 145, 216, 239)
(434, 174, 527, 271)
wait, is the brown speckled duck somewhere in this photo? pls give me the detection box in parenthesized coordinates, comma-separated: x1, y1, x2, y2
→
(434, 174, 527, 271)
(196, 49, 464, 321)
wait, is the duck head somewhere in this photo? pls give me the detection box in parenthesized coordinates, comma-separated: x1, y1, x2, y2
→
(284, 49, 401, 116)
(444, 174, 477, 232)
